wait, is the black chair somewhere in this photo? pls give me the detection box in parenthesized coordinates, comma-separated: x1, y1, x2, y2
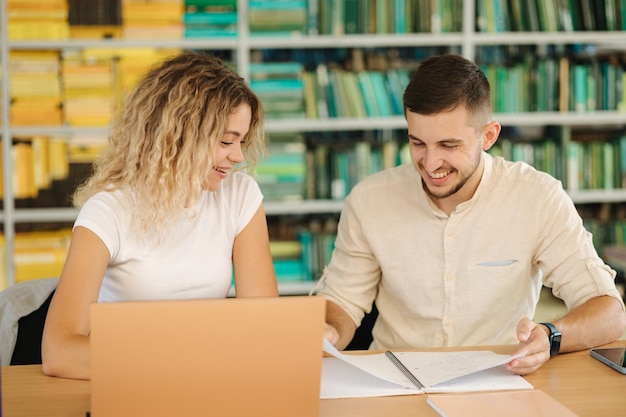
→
(10, 290, 55, 365)
(345, 303, 378, 350)
(0, 278, 58, 365)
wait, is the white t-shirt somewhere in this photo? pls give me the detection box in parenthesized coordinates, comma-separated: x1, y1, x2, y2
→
(74, 172, 263, 302)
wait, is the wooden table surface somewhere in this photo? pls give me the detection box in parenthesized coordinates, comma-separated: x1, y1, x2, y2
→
(3, 341, 625, 417)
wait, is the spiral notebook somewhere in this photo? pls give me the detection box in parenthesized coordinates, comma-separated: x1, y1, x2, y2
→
(90, 296, 326, 417)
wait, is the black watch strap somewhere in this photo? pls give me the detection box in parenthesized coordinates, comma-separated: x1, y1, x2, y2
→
(540, 322, 562, 356)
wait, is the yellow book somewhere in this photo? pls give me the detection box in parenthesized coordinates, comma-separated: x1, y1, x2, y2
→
(11, 142, 37, 199)
(14, 229, 72, 282)
(48, 138, 69, 181)
(32, 136, 52, 190)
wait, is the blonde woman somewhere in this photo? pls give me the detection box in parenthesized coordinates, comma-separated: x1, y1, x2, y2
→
(42, 51, 278, 380)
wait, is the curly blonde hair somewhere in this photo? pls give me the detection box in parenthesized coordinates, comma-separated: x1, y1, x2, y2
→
(73, 51, 265, 234)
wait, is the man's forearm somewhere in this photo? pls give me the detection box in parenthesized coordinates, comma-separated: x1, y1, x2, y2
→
(553, 295, 626, 353)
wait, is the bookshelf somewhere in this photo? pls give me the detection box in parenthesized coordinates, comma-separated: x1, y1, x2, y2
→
(1, 0, 626, 290)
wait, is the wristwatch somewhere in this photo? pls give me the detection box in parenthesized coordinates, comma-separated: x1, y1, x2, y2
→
(540, 322, 562, 356)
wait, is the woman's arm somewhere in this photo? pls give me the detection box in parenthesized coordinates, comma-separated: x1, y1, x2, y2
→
(41, 226, 109, 380)
(232, 205, 278, 297)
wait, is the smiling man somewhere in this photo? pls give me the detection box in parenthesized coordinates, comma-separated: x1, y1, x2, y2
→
(319, 54, 626, 376)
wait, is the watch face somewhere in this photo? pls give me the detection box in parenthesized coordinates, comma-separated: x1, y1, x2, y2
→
(550, 333, 561, 355)
(542, 323, 561, 356)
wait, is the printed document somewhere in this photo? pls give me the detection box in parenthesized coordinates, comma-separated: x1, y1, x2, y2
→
(321, 339, 533, 398)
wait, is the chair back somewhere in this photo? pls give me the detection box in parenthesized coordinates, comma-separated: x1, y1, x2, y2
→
(0, 278, 58, 365)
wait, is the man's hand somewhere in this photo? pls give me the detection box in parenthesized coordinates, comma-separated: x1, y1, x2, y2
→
(505, 318, 551, 375)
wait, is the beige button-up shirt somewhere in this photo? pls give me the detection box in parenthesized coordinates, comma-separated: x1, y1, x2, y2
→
(319, 153, 624, 349)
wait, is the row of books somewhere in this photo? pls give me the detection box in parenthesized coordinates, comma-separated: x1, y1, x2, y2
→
(481, 55, 626, 113)
(1, 128, 405, 203)
(0, 135, 106, 200)
(257, 132, 308, 201)
(489, 132, 626, 191)
(0, 217, 338, 287)
(8, 48, 181, 127)
(6, 0, 71, 40)
(477, 0, 626, 32)
(8, 51, 626, 127)
(9, 0, 626, 42)
(2, 0, 465, 40)
(582, 206, 626, 252)
(0, 229, 72, 289)
(249, 60, 411, 121)
(8, 128, 626, 205)
(8, 206, 626, 287)
(185, 0, 237, 38)
(267, 217, 338, 282)
(306, 139, 407, 200)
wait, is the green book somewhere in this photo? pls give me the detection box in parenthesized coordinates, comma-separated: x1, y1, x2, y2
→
(342, 71, 367, 117)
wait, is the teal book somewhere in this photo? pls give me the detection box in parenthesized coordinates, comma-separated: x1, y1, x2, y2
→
(586, 61, 598, 112)
(369, 71, 393, 116)
(307, 0, 319, 34)
(394, 0, 406, 33)
(297, 229, 314, 279)
(386, 68, 406, 115)
(573, 64, 587, 113)
(250, 62, 304, 77)
(325, 69, 339, 118)
(357, 71, 380, 116)
(273, 259, 307, 281)
(183, 11, 237, 24)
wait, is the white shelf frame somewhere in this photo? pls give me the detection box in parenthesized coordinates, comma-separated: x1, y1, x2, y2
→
(2, 0, 626, 287)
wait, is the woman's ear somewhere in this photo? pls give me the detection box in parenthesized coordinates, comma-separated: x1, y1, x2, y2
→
(481, 121, 501, 151)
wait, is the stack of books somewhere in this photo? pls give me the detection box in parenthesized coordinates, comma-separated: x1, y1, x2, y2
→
(250, 62, 306, 119)
(270, 240, 307, 282)
(9, 50, 63, 126)
(1, 136, 71, 200)
(61, 50, 115, 127)
(6, 0, 70, 40)
(13, 229, 73, 283)
(184, 0, 237, 37)
(122, 0, 183, 39)
(256, 132, 307, 202)
(249, 0, 307, 35)
(302, 65, 409, 119)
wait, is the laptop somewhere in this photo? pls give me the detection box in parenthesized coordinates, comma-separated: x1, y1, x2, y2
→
(90, 296, 326, 417)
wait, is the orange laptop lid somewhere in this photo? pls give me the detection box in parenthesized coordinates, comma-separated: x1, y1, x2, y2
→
(90, 296, 325, 417)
